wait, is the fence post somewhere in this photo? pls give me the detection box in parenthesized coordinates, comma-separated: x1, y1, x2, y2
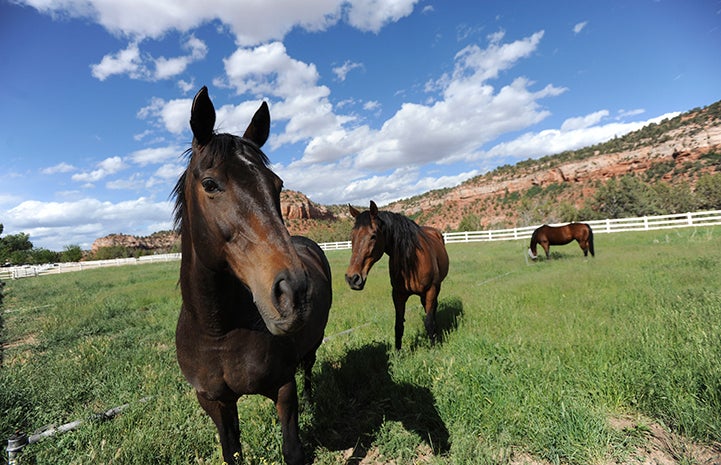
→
(643, 216, 649, 230)
(687, 212, 693, 226)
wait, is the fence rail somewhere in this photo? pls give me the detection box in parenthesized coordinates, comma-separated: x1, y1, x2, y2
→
(2, 210, 721, 280)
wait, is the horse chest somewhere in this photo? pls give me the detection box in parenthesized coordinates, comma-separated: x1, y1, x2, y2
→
(176, 319, 296, 399)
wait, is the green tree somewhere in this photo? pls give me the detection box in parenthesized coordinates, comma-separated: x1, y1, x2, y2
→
(695, 173, 721, 210)
(0, 225, 34, 265)
(61, 245, 84, 262)
(653, 181, 698, 214)
(29, 248, 60, 265)
(457, 213, 482, 232)
(591, 175, 660, 218)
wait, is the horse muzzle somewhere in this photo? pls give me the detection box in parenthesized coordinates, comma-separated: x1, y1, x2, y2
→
(345, 272, 366, 291)
(263, 270, 309, 335)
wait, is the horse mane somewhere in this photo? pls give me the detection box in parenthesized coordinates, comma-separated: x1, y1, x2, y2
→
(377, 210, 423, 272)
(172, 133, 270, 231)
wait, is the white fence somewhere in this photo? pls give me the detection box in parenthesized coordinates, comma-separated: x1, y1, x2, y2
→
(319, 209, 721, 250)
(0, 253, 180, 280)
(2, 210, 721, 280)
(443, 210, 721, 244)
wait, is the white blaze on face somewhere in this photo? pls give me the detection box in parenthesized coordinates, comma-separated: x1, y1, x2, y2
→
(528, 248, 537, 260)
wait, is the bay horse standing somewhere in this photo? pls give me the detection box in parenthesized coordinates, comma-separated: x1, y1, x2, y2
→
(528, 223, 595, 260)
(173, 86, 332, 465)
(345, 201, 449, 350)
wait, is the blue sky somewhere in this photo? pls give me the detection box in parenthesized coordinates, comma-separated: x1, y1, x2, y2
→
(1, 0, 720, 251)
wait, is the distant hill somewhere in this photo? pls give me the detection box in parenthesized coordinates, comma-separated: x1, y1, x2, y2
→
(384, 100, 721, 231)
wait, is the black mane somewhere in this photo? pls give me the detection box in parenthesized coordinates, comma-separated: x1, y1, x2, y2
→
(172, 133, 270, 231)
(374, 210, 424, 272)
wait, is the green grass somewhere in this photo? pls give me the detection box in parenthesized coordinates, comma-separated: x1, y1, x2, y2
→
(2, 227, 721, 464)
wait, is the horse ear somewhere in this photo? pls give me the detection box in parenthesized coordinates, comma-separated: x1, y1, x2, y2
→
(369, 200, 378, 217)
(190, 86, 216, 146)
(243, 101, 270, 148)
(349, 204, 360, 218)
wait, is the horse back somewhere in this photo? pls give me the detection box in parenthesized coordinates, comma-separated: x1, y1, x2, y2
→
(419, 226, 449, 284)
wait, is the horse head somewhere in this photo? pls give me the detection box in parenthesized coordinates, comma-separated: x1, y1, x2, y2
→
(177, 86, 309, 336)
(345, 200, 386, 290)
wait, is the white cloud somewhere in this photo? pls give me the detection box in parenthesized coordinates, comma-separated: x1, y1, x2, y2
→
(91, 42, 143, 81)
(138, 97, 192, 135)
(299, 31, 562, 171)
(573, 21, 588, 34)
(72, 156, 126, 183)
(128, 146, 182, 166)
(480, 111, 682, 164)
(92, 35, 208, 81)
(41, 162, 76, 174)
(333, 60, 363, 81)
(153, 35, 207, 79)
(363, 100, 380, 111)
(345, 0, 418, 33)
(4, 197, 174, 249)
(19, 0, 419, 45)
(106, 174, 146, 190)
(560, 110, 609, 131)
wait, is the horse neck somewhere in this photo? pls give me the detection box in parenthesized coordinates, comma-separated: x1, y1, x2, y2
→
(378, 212, 418, 273)
(179, 246, 257, 336)
(378, 212, 399, 258)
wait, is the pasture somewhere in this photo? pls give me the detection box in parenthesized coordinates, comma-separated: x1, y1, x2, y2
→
(2, 227, 721, 464)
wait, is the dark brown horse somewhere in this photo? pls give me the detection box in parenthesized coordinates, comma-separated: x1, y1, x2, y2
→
(345, 201, 449, 350)
(173, 87, 332, 465)
(528, 223, 595, 260)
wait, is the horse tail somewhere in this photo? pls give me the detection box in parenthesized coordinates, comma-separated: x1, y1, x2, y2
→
(528, 228, 539, 259)
(587, 225, 595, 257)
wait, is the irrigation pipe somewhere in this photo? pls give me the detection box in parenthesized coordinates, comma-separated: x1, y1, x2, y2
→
(475, 271, 515, 287)
(6, 397, 152, 464)
(322, 322, 373, 342)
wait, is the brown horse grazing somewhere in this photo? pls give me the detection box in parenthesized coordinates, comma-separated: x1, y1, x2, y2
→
(528, 223, 595, 260)
(173, 87, 332, 465)
(345, 201, 449, 350)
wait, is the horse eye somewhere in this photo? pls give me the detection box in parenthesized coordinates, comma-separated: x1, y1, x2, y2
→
(370, 234, 376, 241)
(201, 178, 220, 193)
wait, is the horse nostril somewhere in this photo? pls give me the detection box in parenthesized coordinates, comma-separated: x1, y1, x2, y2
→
(345, 273, 363, 288)
(272, 270, 307, 317)
(273, 277, 292, 313)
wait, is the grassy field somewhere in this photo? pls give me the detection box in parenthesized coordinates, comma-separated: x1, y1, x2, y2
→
(2, 227, 721, 464)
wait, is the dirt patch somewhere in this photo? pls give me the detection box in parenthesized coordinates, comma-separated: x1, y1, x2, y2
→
(340, 415, 721, 464)
(607, 415, 721, 465)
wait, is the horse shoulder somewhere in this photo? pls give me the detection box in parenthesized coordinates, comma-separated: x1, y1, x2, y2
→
(290, 236, 332, 354)
(291, 236, 331, 282)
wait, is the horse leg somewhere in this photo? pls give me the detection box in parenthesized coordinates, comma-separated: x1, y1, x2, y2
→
(579, 239, 589, 256)
(422, 287, 440, 346)
(541, 241, 550, 259)
(300, 344, 319, 402)
(196, 394, 242, 464)
(275, 379, 304, 465)
(392, 289, 410, 350)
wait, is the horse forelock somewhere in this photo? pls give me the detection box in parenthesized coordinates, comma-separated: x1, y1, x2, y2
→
(171, 134, 271, 231)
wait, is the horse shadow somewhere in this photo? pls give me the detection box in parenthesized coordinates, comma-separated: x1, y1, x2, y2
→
(305, 342, 450, 463)
(407, 295, 464, 351)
